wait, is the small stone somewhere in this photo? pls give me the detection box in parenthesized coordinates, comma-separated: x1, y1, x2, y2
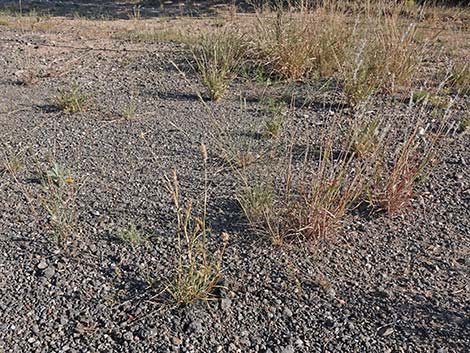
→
(325, 287, 336, 298)
(283, 307, 293, 317)
(172, 337, 182, 345)
(281, 345, 295, 353)
(189, 320, 203, 334)
(123, 332, 133, 341)
(37, 260, 48, 270)
(295, 339, 304, 347)
(220, 298, 232, 311)
(44, 267, 55, 279)
(378, 326, 394, 337)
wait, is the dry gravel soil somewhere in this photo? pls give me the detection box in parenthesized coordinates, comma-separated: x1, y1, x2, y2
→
(0, 6, 469, 353)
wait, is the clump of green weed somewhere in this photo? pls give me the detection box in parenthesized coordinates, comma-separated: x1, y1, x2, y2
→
(191, 30, 245, 101)
(40, 162, 78, 245)
(55, 85, 88, 113)
(348, 118, 382, 158)
(1, 149, 24, 174)
(116, 224, 146, 245)
(238, 184, 273, 224)
(262, 98, 287, 138)
(449, 64, 470, 94)
(121, 101, 136, 120)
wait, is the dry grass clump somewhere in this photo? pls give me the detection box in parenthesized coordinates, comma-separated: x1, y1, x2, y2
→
(166, 146, 228, 305)
(238, 98, 452, 243)
(239, 125, 369, 244)
(339, 9, 423, 105)
(250, 4, 350, 80)
(368, 112, 449, 214)
(240, 0, 425, 104)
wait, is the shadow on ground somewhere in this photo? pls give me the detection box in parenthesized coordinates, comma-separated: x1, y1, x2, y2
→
(0, 0, 258, 19)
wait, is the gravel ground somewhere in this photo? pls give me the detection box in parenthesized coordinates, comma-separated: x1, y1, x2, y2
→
(0, 14, 469, 353)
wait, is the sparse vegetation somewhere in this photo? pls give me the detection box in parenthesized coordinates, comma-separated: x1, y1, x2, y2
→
(55, 85, 88, 113)
(116, 224, 147, 245)
(40, 163, 78, 245)
(166, 146, 228, 305)
(191, 30, 245, 101)
(0, 1, 468, 349)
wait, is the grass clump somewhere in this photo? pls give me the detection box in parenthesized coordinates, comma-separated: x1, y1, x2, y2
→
(262, 98, 287, 138)
(251, 4, 350, 80)
(449, 64, 470, 94)
(166, 145, 228, 305)
(238, 184, 274, 225)
(191, 30, 245, 101)
(348, 118, 382, 159)
(40, 162, 78, 245)
(239, 128, 369, 244)
(369, 122, 442, 214)
(116, 224, 147, 245)
(55, 85, 88, 113)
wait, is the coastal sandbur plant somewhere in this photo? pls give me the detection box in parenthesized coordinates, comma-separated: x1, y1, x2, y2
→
(367, 102, 452, 214)
(55, 84, 88, 113)
(191, 29, 245, 101)
(238, 126, 369, 244)
(166, 145, 228, 305)
(289, 139, 367, 241)
(116, 224, 147, 246)
(40, 163, 78, 245)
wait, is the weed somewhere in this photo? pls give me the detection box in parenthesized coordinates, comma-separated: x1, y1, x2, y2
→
(166, 145, 228, 305)
(252, 5, 350, 80)
(116, 224, 146, 245)
(237, 184, 273, 224)
(264, 116, 285, 139)
(412, 90, 429, 104)
(240, 129, 368, 244)
(40, 163, 78, 245)
(348, 118, 382, 158)
(449, 64, 470, 94)
(122, 101, 137, 120)
(191, 30, 245, 101)
(1, 149, 24, 174)
(55, 85, 88, 113)
(459, 114, 470, 132)
(129, 5, 141, 21)
(369, 110, 449, 214)
(261, 98, 287, 138)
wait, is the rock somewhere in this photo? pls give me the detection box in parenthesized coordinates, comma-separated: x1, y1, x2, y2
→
(171, 337, 182, 346)
(37, 260, 48, 270)
(283, 307, 293, 317)
(44, 267, 55, 279)
(189, 320, 203, 334)
(281, 345, 295, 353)
(378, 326, 394, 337)
(220, 298, 232, 311)
(123, 332, 133, 341)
